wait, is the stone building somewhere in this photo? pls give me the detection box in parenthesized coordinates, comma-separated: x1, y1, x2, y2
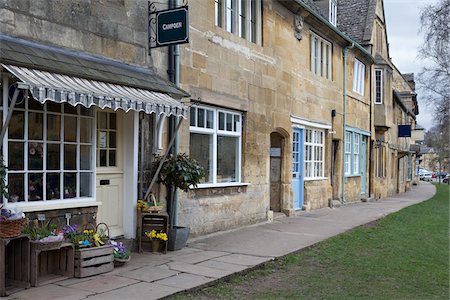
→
(176, 0, 373, 237)
(337, 0, 419, 199)
(0, 0, 188, 239)
(0, 0, 420, 240)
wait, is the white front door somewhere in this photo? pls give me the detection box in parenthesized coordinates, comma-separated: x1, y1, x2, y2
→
(96, 110, 124, 237)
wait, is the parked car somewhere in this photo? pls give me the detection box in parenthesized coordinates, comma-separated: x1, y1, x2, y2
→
(420, 170, 433, 181)
(435, 171, 448, 179)
(443, 174, 450, 184)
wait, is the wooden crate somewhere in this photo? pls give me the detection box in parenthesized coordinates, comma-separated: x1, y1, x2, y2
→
(137, 212, 169, 253)
(74, 245, 113, 278)
(0, 235, 30, 296)
(30, 242, 74, 287)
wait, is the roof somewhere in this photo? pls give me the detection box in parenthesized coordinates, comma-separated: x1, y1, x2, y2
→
(0, 34, 189, 98)
(337, 0, 376, 44)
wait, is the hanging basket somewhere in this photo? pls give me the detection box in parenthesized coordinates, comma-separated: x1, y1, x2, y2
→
(0, 218, 27, 238)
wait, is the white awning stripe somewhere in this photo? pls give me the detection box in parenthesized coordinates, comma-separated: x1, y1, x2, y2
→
(2, 64, 187, 118)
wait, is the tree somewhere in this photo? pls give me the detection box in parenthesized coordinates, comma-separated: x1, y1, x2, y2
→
(418, 0, 450, 135)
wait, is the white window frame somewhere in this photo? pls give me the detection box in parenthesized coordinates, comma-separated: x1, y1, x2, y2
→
(190, 105, 242, 186)
(353, 133, 360, 174)
(345, 131, 365, 176)
(304, 128, 325, 179)
(329, 0, 337, 26)
(353, 59, 365, 95)
(215, 0, 261, 44)
(310, 33, 332, 80)
(344, 131, 352, 175)
(375, 69, 383, 104)
(2, 96, 96, 209)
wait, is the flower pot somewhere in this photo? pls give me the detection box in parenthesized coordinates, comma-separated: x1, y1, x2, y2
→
(151, 239, 160, 252)
(167, 226, 190, 251)
(113, 256, 130, 267)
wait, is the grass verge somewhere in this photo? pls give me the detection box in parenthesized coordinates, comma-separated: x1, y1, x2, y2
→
(170, 184, 449, 299)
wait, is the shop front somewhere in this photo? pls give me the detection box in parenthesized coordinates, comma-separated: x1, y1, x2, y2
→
(0, 34, 188, 238)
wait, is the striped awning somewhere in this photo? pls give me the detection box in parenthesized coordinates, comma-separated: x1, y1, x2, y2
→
(2, 64, 187, 118)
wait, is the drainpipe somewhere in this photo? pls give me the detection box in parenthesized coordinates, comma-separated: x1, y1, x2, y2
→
(368, 61, 373, 197)
(167, 0, 180, 228)
(341, 42, 354, 203)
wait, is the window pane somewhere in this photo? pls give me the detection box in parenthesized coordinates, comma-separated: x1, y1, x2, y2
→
(190, 107, 196, 126)
(28, 112, 43, 140)
(80, 118, 92, 143)
(63, 173, 76, 199)
(226, 113, 232, 131)
(64, 104, 77, 115)
(46, 173, 60, 200)
(198, 108, 205, 127)
(217, 135, 238, 182)
(8, 142, 24, 170)
(47, 102, 61, 113)
(28, 98, 44, 110)
(219, 112, 225, 130)
(109, 131, 116, 148)
(64, 116, 77, 142)
(109, 150, 116, 167)
(80, 145, 92, 170)
(99, 150, 107, 167)
(80, 106, 92, 116)
(109, 113, 117, 130)
(206, 110, 214, 129)
(190, 133, 213, 183)
(234, 115, 240, 132)
(8, 173, 24, 202)
(28, 142, 44, 170)
(64, 144, 77, 170)
(8, 111, 24, 139)
(29, 173, 43, 201)
(47, 144, 60, 170)
(47, 114, 61, 141)
(98, 112, 107, 129)
(80, 173, 92, 197)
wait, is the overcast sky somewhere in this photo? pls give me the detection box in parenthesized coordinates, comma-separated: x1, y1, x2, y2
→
(383, 0, 439, 130)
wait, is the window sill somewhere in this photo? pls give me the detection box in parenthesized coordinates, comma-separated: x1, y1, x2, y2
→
(194, 182, 250, 189)
(304, 177, 328, 181)
(345, 174, 361, 178)
(4, 198, 100, 213)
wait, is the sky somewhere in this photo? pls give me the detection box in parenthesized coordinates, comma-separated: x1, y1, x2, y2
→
(383, 0, 439, 130)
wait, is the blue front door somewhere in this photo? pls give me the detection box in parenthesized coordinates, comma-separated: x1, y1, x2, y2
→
(360, 136, 367, 194)
(292, 128, 304, 210)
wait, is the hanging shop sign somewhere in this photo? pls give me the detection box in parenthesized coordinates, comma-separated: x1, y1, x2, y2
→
(398, 124, 412, 137)
(149, 5, 189, 49)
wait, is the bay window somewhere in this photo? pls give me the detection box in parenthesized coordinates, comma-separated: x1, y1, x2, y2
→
(190, 106, 242, 185)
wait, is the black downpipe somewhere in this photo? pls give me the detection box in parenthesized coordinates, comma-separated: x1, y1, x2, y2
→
(368, 66, 373, 197)
(166, 0, 176, 229)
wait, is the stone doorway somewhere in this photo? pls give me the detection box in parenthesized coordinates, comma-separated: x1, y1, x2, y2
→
(270, 132, 284, 212)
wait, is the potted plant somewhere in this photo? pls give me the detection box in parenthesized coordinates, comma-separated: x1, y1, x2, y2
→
(155, 153, 205, 251)
(144, 229, 168, 252)
(108, 240, 131, 266)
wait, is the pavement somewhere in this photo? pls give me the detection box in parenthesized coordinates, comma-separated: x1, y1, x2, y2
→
(6, 182, 436, 300)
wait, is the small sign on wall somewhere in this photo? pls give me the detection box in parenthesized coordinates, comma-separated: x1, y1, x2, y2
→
(398, 125, 412, 137)
(270, 148, 281, 157)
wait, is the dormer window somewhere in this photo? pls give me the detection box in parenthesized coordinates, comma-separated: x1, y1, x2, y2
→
(329, 0, 337, 26)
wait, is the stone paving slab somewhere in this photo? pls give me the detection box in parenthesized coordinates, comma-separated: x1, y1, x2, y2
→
(196, 260, 248, 272)
(119, 265, 180, 282)
(67, 275, 139, 294)
(10, 284, 93, 300)
(84, 282, 182, 300)
(166, 261, 232, 278)
(212, 253, 274, 266)
(169, 250, 229, 264)
(153, 273, 214, 289)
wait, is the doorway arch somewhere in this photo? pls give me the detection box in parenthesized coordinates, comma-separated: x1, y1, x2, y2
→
(270, 129, 288, 212)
